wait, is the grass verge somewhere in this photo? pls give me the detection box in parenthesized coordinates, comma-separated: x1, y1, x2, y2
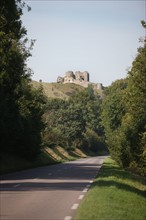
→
(0, 151, 59, 175)
(0, 147, 88, 175)
(75, 157, 146, 220)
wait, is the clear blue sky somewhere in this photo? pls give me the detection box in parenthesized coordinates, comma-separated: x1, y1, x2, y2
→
(23, 0, 145, 86)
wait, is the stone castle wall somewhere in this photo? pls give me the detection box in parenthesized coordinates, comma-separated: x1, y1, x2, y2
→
(57, 71, 103, 90)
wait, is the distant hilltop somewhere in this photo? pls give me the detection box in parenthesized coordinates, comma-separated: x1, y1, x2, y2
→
(57, 71, 103, 90)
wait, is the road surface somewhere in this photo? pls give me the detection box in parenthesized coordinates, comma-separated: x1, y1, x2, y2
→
(0, 156, 106, 220)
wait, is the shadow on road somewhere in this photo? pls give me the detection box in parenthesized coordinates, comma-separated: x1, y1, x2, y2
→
(0, 181, 91, 191)
(0, 156, 106, 192)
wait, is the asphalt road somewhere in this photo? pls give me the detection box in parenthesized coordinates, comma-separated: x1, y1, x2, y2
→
(0, 156, 106, 220)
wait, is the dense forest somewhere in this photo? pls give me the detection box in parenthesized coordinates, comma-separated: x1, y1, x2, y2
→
(0, 0, 47, 158)
(0, 1, 145, 176)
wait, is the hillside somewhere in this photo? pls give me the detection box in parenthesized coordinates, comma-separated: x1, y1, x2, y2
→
(32, 81, 86, 99)
(32, 81, 103, 99)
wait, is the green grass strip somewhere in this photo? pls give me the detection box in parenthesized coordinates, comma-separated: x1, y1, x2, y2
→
(0, 151, 58, 175)
(75, 157, 146, 220)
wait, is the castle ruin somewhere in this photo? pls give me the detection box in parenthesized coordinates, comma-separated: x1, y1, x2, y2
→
(57, 71, 103, 90)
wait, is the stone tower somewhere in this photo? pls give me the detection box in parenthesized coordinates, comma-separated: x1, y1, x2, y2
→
(75, 71, 89, 82)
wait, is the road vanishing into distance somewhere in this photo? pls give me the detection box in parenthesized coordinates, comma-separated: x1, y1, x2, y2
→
(0, 156, 106, 220)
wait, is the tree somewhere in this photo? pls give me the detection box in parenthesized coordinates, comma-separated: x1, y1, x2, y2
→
(122, 23, 146, 173)
(101, 21, 146, 175)
(101, 79, 128, 164)
(42, 98, 67, 147)
(42, 86, 105, 152)
(0, 0, 46, 158)
(57, 102, 86, 147)
(70, 85, 103, 133)
(42, 98, 86, 149)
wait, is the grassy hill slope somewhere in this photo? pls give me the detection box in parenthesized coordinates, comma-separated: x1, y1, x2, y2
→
(32, 81, 86, 99)
(0, 146, 90, 175)
(32, 81, 104, 99)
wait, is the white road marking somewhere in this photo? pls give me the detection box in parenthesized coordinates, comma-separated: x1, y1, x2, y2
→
(13, 184, 20, 188)
(78, 195, 84, 200)
(82, 188, 88, 193)
(64, 216, 72, 220)
(71, 203, 79, 210)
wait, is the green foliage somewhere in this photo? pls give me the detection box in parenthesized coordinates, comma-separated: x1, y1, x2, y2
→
(42, 99, 67, 147)
(83, 128, 99, 152)
(123, 33, 146, 173)
(0, 0, 46, 158)
(70, 85, 103, 134)
(58, 103, 86, 144)
(43, 98, 86, 148)
(16, 82, 47, 157)
(75, 158, 146, 220)
(101, 22, 146, 175)
(101, 79, 128, 164)
(42, 86, 105, 153)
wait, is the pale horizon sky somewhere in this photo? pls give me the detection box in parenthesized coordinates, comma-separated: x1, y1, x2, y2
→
(23, 0, 145, 86)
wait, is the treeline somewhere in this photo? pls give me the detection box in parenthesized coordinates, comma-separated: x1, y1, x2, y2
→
(0, 0, 105, 159)
(0, 0, 47, 158)
(0, 1, 145, 176)
(101, 22, 146, 175)
(42, 87, 105, 154)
